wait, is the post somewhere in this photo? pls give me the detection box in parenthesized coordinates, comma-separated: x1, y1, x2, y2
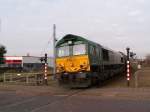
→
(135, 64, 141, 88)
(3, 73, 6, 83)
(10, 74, 13, 82)
(35, 73, 38, 85)
(44, 53, 48, 85)
(53, 24, 56, 79)
(126, 47, 130, 87)
(135, 72, 138, 88)
(26, 74, 29, 84)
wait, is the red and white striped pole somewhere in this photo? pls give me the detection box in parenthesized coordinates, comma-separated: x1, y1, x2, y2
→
(44, 53, 48, 85)
(44, 63, 48, 79)
(127, 60, 130, 86)
(126, 47, 130, 87)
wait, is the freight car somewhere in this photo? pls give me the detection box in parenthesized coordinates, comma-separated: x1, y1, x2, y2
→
(56, 34, 126, 87)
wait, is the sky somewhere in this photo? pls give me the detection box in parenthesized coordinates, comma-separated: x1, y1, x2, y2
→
(0, 0, 150, 58)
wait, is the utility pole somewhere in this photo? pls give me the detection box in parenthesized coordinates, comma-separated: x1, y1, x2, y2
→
(0, 18, 1, 32)
(53, 24, 57, 79)
(126, 47, 130, 87)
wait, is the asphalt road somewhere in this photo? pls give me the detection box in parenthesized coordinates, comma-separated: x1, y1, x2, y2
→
(1, 68, 150, 112)
(0, 90, 150, 112)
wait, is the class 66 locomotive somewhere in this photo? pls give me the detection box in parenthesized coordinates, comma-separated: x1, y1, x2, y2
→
(55, 34, 126, 88)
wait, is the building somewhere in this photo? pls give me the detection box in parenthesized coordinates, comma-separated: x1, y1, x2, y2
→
(3, 56, 53, 71)
(4, 56, 23, 68)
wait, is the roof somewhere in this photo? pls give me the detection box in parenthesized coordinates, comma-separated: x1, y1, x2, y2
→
(56, 34, 100, 47)
(56, 34, 121, 54)
(5, 56, 23, 60)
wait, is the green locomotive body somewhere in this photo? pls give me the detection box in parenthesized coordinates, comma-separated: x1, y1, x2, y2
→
(56, 34, 126, 87)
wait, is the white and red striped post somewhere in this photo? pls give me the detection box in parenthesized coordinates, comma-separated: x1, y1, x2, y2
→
(44, 53, 48, 85)
(127, 60, 130, 86)
(44, 63, 48, 79)
(126, 47, 130, 87)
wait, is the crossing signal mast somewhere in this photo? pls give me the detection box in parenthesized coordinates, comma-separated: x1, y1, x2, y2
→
(40, 54, 48, 85)
(53, 24, 57, 79)
(44, 53, 48, 85)
(126, 47, 136, 87)
(40, 24, 57, 84)
(126, 47, 130, 87)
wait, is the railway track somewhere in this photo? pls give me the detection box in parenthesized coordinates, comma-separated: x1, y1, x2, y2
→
(31, 88, 87, 112)
(0, 87, 87, 112)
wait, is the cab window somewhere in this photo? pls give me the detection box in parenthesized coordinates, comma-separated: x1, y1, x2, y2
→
(73, 44, 86, 55)
(57, 46, 69, 57)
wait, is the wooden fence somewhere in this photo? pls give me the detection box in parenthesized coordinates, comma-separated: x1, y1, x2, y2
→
(0, 73, 54, 85)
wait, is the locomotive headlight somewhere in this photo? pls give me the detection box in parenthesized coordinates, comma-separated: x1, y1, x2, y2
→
(56, 69, 60, 73)
(57, 63, 65, 73)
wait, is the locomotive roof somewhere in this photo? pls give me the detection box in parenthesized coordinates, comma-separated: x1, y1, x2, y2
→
(56, 34, 101, 47)
(56, 34, 125, 57)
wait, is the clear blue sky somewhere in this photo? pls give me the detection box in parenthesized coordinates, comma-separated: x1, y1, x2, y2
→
(0, 0, 150, 58)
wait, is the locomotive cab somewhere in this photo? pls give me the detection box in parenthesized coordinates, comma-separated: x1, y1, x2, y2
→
(56, 35, 91, 87)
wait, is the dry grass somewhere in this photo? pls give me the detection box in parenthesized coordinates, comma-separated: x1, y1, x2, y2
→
(136, 68, 150, 87)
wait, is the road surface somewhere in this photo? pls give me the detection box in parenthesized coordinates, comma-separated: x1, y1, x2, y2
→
(0, 85, 150, 112)
(1, 68, 150, 112)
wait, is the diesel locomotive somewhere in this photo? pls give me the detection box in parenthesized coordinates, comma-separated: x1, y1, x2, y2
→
(55, 34, 126, 87)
